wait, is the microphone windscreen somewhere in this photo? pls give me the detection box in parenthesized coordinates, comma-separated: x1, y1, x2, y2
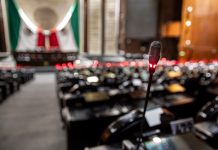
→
(148, 41, 161, 65)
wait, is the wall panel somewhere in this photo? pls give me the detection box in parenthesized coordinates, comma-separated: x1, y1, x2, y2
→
(179, 0, 218, 61)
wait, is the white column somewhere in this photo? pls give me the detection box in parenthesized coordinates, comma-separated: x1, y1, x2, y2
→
(79, 0, 84, 54)
(1, 0, 11, 54)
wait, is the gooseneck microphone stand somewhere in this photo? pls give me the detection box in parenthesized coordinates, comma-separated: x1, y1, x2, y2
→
(136, 69, 155, 150)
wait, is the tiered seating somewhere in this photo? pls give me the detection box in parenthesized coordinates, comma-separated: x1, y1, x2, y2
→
(0, 68, 34, 103)
(55, 57, 218, 150)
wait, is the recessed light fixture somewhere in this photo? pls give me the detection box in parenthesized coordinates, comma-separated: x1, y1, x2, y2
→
(187, 6, 193, 13)
(185, 20, 192, 27)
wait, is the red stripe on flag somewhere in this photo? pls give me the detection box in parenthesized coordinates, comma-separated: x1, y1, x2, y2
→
(49, 31, 60, 51)
(37, 31, 45, 49)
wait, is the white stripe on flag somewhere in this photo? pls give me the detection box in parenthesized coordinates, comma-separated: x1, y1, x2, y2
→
(16, 21, 37, 51)
(56, 23, 77, 52)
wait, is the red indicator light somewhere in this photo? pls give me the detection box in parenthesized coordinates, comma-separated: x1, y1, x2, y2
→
(130, 61, 136, 67)
(62, 63, 67, 69)
(67, 62, 74, 69)
(149, 63, 157, 69)
(92, 60, 99, 67)
(55, 64, 62, 70)
(153, 64, 156, 68)
(106, 63, 112, 68)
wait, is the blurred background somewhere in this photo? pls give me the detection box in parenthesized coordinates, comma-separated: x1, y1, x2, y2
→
(0, 0, 218, 150)
(0, 0, 217, 63)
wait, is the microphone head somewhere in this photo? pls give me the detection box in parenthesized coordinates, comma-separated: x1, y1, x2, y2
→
(148, 41, 161, 65)
(148, 41, 162, 73)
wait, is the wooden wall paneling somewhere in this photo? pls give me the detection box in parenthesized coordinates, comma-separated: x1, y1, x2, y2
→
(179, 0, 218, 61)
(159, 0, 182, 60)
(179, 0, 194, 61)
(191, 0, 218, 60)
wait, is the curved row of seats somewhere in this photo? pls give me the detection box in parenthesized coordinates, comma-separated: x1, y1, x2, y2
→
(0, 68, 34, 104)
(55, 59, 218, 150)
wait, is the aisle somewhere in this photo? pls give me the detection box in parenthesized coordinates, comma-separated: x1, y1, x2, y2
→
(0, 73, 66, 150)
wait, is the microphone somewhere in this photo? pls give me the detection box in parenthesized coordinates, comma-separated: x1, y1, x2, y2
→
(137, 41, 162, 150)
(148, 41, 162, 73)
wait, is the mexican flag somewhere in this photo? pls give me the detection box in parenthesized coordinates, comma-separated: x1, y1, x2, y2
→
(6, 0, 36, 52)
(56, 0, 80, 52)
(6, 0, 80, 52)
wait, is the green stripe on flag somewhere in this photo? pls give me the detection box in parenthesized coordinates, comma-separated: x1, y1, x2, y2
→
(70, 0, 80, 51)
(6, 0, 21, 51)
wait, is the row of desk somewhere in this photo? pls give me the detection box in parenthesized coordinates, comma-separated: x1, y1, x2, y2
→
(0, 68, 34, 103)
(55, 59, 218, 150)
